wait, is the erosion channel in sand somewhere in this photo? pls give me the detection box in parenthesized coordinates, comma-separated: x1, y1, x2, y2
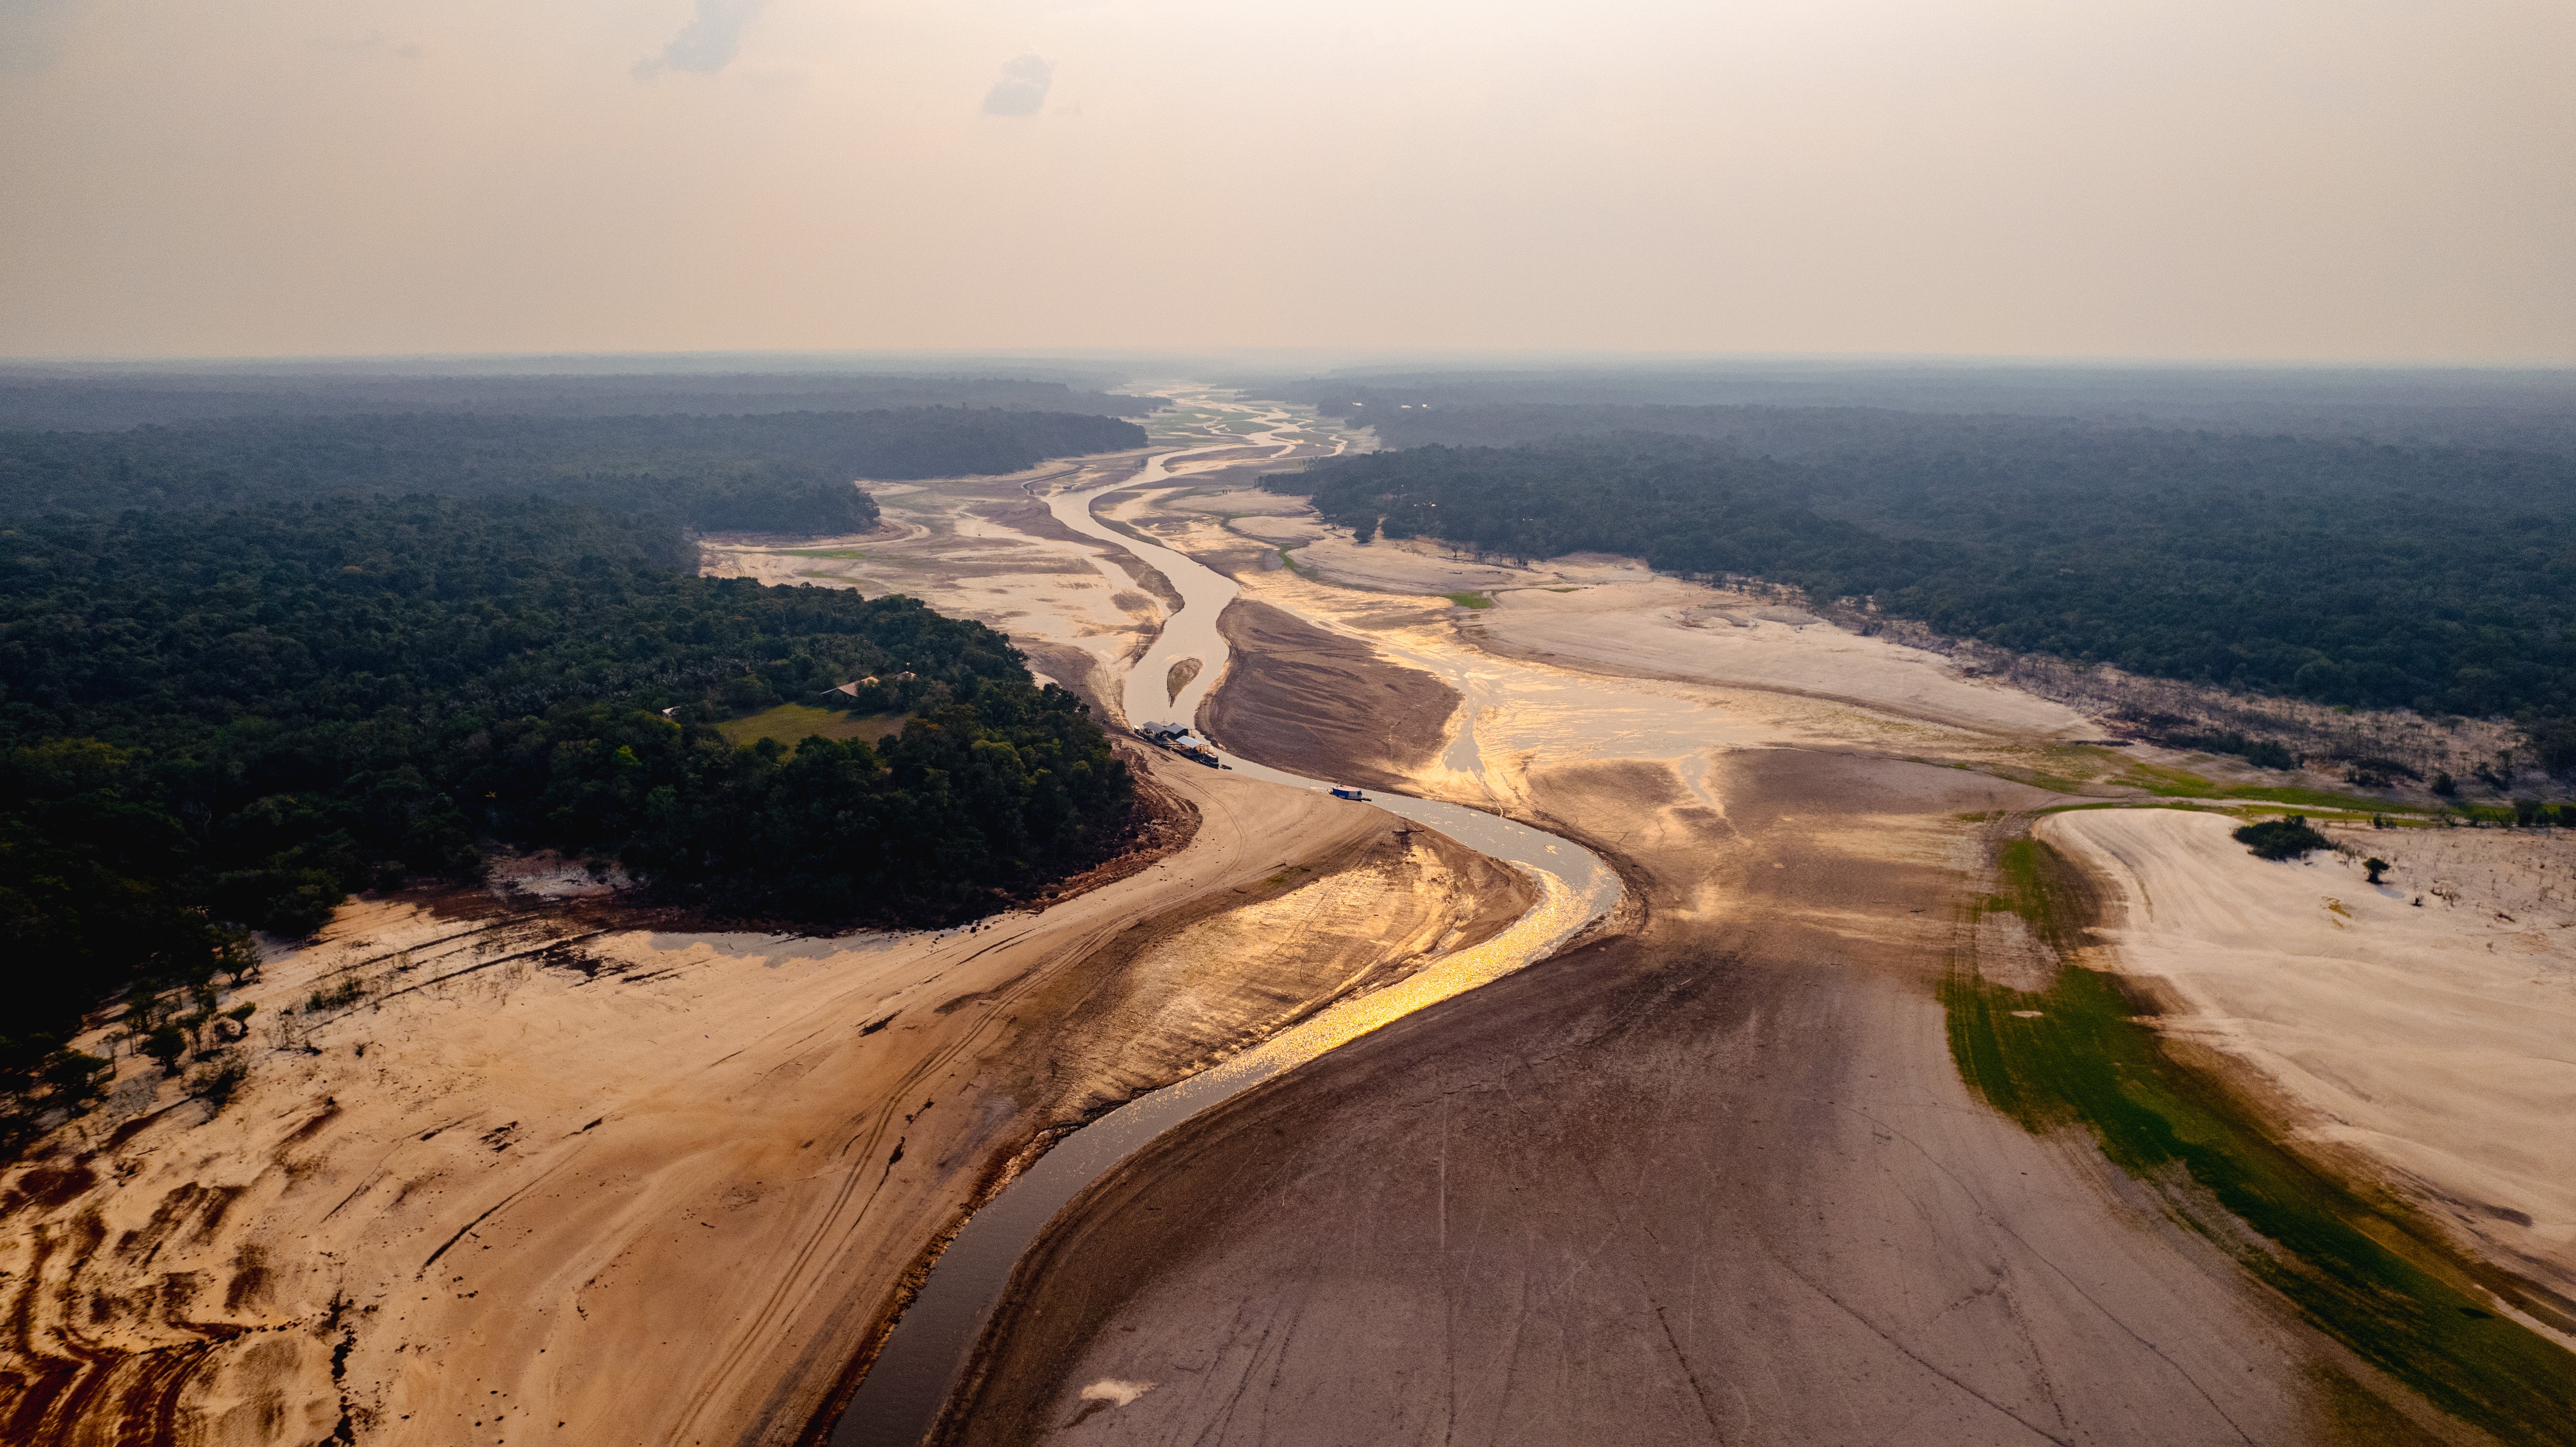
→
(826, 432, 1620, 1446)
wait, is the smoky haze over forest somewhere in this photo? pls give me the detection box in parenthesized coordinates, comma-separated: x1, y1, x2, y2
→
(2, 0, 2570, 363)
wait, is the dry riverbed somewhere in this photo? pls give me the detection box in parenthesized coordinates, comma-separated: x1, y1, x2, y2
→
(929, 460, 2575, 1445)
(14, 395, 2573, 1446)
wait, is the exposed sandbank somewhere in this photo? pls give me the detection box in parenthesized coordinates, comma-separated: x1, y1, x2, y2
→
(0, 752, 1536, 1443)
(2044, 808, 2576, 1332)
(1198, 599, 1459, 793)
(701, 450, 1167, 716)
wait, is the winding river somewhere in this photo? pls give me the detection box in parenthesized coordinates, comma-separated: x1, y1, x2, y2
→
(829, 419, 1619, 1446)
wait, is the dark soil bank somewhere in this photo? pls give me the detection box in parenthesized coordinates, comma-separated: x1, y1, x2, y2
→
(1197, 599, 1459, 792)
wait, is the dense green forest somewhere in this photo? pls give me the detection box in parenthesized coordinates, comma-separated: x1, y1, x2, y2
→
(1270, 432, 2576, 724)
(0, 369, 1160, 429)
(0, 407, 1147, 533)
(0, 496, 1133, 1104)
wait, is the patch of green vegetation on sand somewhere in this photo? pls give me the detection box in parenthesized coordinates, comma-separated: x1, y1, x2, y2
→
(2034, 799, 2232, 818)
(713, 703, 899, 751)
(776, 547, 869, 559)
(1982, 747, 2428, 815)
(1977, 744, 2132, 796)
(1442, 591, 1494, 609)
(2093, 756, 2426, 814)
(1948, 835, 2576, 1445)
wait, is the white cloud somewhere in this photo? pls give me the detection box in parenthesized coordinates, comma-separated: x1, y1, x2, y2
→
(981, 54, 1052, 116)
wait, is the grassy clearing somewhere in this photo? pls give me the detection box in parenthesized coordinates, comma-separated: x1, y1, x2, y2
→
(1442, 591, 1494, 609)
(1947, 834, 2576, 1444)
(712, 703, 900, 751)
(1277, 547, 1309, 576)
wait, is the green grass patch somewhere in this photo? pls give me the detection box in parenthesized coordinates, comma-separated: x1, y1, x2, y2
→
(1949, 837, 2576, 1443)
(1977, 744, 2134, 797)
(2111, 757, 2430, 814)
(1985, 837, 2092, 954)
(2034, 799, 2233, 818)
(1975, 747, 2432, 815)
(2216, 784, 2428, 813)
(1277, 547, 1308, 576)
(2109, 757, 2220, 795)
(1442, 591, 1495, 609)
(713, 703, 900, 751)
(775, 547, 868, 559)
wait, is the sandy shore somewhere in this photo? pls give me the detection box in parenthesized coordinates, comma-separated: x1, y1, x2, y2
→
(701, 450, 1166, 715)
(0, 751, 1537, 1443)
(1287, 533, 2094, 737)
(2044, 808, 2576, 1335)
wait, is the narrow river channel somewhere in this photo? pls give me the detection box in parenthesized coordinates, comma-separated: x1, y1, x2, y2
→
(827, 428, 1621, 1446)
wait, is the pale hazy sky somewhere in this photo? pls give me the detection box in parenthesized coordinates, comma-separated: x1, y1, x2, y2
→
(2, 0, 2570, 362)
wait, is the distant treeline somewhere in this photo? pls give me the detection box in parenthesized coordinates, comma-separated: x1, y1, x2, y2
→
(1320, 400, 2107, 456)
(0, 407, 1148, 534)
(1272, 364, 2576, 453)
(0, 371, 1161, 430)
(0, 496, 1133, 1090)
(1267, 431, 2576, 726)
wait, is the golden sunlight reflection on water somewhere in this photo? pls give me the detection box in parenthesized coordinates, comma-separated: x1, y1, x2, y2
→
(1171, 868, 1580, 1099)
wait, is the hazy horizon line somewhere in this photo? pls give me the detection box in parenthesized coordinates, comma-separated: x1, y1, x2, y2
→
(4, 348, 2571, 378)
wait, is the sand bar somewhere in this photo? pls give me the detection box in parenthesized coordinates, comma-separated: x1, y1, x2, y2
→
(2045, 807, 2576, 1327)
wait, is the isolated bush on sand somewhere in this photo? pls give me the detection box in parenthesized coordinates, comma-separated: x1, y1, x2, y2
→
(2232, 815, 2331, 860)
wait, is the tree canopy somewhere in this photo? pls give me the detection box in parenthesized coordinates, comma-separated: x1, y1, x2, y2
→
(0, 406, 1147, 534)
(1270, 430, 2576, 722)
(1, 495, 1132, 1086)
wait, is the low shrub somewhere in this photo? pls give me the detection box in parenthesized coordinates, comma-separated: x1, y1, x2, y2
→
(2233, 814, 2332, 860)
